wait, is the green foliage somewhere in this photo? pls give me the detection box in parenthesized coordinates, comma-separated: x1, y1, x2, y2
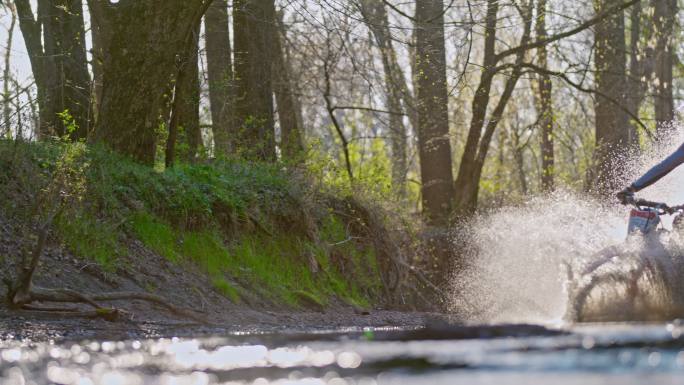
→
(57, 109, 78, 140)
(318, 214, 380, 306)
(349, 139, 394, 196)
(127, 214, 379, 307)
(0, 139, 386, 309)
(294, 290, 326, 309)
(87, 146, 290, 229)
(227, 234, 318, 305)
(179, 230, 229, 275)
(212, 277, 241, 303)
(55, 211, 121, 270)
(129, 213, 378, 307)
(306, 138, 406, 206)
(131, 212, 179, 262)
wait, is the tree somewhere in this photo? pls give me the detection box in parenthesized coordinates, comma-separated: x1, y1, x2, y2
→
(233, 0, 276, 161)
(450, 0, 638, 212)
(625, 1, 651, 148)
(204, 0, 234, 156)
(653, 0, 677, 136)
(14, 0, 91, 139)
(414, 0, 454, 225)
(89, 0, 105, 120)
(359, 0, 411, 197)
(46, 0, 92, 138)
(2, 1, 16, 135)
(535, 0, 554, 192)
(453, 0, 532, 214)
(166, 24, 201, 166)
(89, 0, 211, 165)
(272, 12, 304, 161)
(321, 27, 354, 182)
(593, 0, 630, 192)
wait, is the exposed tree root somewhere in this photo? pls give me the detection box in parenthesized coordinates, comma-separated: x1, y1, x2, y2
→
(4, 277, 209, 324)
(4, 205, 209, 325)
(14, 306, 126, 321)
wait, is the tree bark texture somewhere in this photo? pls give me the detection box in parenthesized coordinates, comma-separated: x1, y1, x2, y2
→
(536, 0, 554, 192)
(2, 3, 16, 136)
(89, 0, 104, 121)
(15, 0, 91, 140)
(625, 2, 650, 148)
(166, 24, 201, 166)
(204, 0, 235, 156)
(272, 13, 304, 161)
(90, 0, 210, 165)
(414, 0, 454, 225)
(14, 0, 58, 138)
(44, 0, 92, 139)
(233, 0, 276, 161)
(652, 0, 676, 136)
(593, 0, 630, 193)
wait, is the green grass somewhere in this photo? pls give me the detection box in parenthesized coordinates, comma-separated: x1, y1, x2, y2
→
(212, 277, 241, 302)
(130, 212, 179, 262)
(178, 230, 230, 274)
(129, 212, 379, 307)
(55, 210, 122, 270)
(0, 139, 385, 309)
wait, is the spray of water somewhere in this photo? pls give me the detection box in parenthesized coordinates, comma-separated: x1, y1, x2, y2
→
(450, 128, 684, 324)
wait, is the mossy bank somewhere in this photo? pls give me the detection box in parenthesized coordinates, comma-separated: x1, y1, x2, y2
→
(0, 140, 420, 318)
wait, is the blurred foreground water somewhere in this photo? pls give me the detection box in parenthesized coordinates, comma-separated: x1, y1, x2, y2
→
(3, 323, 684, 385)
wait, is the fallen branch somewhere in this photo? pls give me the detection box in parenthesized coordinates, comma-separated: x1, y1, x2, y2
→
(5, 269, 209, 324)
(4, 213, 208, 325)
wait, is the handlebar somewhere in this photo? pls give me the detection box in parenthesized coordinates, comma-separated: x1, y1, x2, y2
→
(630, 198, 684, 214)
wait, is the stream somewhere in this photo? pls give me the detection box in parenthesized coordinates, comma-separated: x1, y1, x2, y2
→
(2, 322, 684, 385)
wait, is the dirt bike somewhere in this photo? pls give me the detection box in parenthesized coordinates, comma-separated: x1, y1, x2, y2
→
(564, 197, 684, 322)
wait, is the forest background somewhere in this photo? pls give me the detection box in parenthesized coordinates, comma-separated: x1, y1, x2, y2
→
(0, 0, 680, 314)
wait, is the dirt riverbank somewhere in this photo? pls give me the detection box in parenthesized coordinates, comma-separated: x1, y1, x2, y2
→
(1, 211, 443, 342)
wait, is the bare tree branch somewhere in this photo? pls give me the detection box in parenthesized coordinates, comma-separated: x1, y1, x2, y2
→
(517, 62, 655, 141)
(494, 0, 639, 63)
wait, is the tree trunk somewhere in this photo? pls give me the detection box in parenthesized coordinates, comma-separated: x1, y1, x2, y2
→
(89, 0, 105, 122)
(453, 0, 531, 214)
(593, 0, 630, 193)
(536, 0, 554, 192)
(652, 0, 676, 137)
(452, 0, 499, 215)
(272, 13, 304, 161)
(625, 2, 649, 148)
(233, 0, 276, 161)
(322, 53, 354, 182)
(204, 0, 234, 156)
(183, 31, 202, 162)
(14, 0, 61, 138)
(511, 131, 529, 195)
(90, 0, 210, 165)
(414, 0, 454, 225)
(166, 24, 201, 166)
(2, 3, 16, 136)
(43, 0, 93, 139)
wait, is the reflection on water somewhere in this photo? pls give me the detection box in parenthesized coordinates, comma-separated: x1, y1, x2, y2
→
(2, 323, 684, 385)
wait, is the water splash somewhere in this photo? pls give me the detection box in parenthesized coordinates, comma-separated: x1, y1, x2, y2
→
(450, 128, 684, 324)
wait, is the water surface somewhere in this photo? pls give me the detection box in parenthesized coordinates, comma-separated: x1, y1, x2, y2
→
(2, 322, 684, 385)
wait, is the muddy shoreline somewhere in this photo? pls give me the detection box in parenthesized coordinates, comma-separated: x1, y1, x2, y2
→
(0, 307, 444, 342)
